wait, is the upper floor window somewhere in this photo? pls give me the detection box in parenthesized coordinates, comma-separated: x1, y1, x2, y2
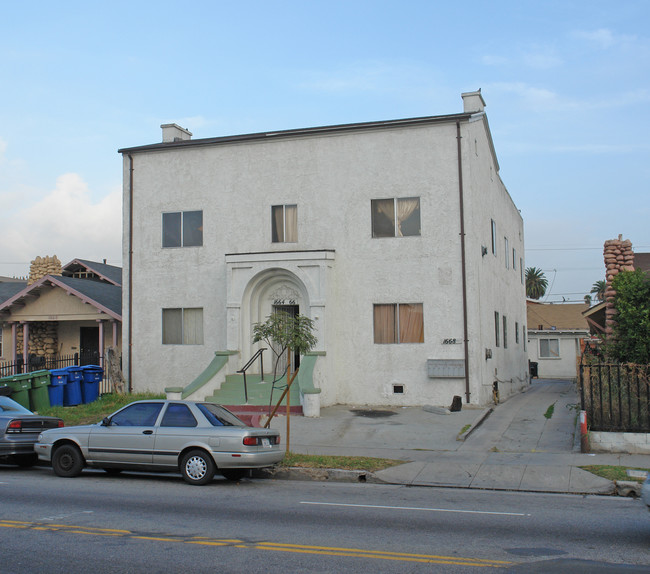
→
(503, 315, 508, 349)
(374, 303, 424, 344)
(162, 307, 204, 345)
(504, 237, 509, 269)
(163, 210, 203, 248)
(372, 198, 420, 238)
(494, 311, 500, 347)
(491, 219, 497, 255)
(272, 204, 297, 243)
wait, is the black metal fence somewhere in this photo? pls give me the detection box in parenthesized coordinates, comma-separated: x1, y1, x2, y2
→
(0, 353, 117, 397)
(579, 362, 650, 432)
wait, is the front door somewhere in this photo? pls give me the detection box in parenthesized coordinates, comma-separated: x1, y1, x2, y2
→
(80, 327, 99, 365)
(272, 304, 300, 372)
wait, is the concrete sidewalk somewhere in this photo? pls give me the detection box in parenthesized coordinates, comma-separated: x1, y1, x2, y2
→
(267, 380, 650, 494)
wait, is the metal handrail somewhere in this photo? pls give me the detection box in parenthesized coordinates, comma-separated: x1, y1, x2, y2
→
(236, 348, 266, 403)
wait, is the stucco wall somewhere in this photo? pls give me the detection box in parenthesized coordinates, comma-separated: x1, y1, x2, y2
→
(527, 332, 587, 380)
(122, 112, 526, 406)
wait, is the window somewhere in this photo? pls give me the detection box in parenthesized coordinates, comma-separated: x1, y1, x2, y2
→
(111, 402, 163, 426)
(372, 198, 420, 238)
(539, 338, 560, 358)
(162, 308, 204, 345)
(272, 204, 297, 243)
(161, 403, 197, 427)
(504, 238, 509, 268)
(520, 258, 524, 284)
(503, 315, 508, 349)
(523, 325, 527, 351)
(491, 219, 497, 255)
(163, 210, 203, 247)
(494, 311, 500, 347)
(198, 403, 246, 426)
(373, 303, 424, 344)
(513, 248, 517, 271)
(515, 322, 519, 344)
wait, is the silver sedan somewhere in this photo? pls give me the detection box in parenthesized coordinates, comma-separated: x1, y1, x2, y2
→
(35, 399, 283, 485)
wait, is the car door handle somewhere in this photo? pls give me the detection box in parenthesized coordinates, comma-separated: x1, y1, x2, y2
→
(142, 430, 154, 435)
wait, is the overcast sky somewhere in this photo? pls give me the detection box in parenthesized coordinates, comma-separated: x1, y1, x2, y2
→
(1, 0, 648, 303)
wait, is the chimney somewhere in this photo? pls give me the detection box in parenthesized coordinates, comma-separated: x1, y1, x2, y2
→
(161, 123, 193, 143)
(461, 89, 486, 113)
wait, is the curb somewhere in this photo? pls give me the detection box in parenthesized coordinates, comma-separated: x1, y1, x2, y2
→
(254, 466, 386, 484)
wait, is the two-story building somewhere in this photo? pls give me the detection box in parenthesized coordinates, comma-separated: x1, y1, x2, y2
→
(119, 90, 527, 409)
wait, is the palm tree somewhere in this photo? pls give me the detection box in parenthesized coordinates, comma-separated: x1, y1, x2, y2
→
(525, 267, 548, 300)
(584, 294, 592, 306)
(590, 280, 606, 302)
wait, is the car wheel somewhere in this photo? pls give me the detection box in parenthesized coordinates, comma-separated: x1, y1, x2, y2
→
(180, 449, 215, 486)
(220, 469, 247, 481)
(52, 444, 85, 477)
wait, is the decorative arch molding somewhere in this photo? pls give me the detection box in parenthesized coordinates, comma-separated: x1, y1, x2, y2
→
(225, 251, 334, 368)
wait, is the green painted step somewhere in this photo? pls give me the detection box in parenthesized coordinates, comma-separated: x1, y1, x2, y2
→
(206, 373, 301, 409)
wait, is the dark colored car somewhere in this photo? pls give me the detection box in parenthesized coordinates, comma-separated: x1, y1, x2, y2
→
(35, 399, 283, 485)
(0, 396, 64, 467)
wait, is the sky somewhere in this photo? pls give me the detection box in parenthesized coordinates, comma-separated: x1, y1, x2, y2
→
(1, 0, 648, 303)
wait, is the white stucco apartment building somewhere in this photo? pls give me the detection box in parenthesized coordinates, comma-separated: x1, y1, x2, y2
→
(119, 90, 527, 408)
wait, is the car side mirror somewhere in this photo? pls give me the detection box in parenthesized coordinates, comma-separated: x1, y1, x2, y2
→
(101, 417, 111, 426)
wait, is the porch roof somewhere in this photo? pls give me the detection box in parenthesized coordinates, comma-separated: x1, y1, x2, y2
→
(0, 275, 121, 322)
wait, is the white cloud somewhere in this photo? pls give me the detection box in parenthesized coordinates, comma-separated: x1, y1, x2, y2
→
(572, 28, 635, 49)
(0, 173, 122, 277)
(481, 45, 562, 70)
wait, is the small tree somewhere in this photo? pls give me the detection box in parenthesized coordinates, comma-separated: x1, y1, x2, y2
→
(252, 311, 317, 384)
(608, 269, 650, 364)
(525, 267, 548, 300)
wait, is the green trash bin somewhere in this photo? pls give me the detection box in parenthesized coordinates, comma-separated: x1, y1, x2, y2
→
(0, 373, 32, 410)
(29, 370, 51, 412)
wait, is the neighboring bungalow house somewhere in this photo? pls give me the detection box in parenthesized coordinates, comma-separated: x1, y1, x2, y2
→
(0, 259, 122, 373)
(527, 301, 590, 380)
(118, 90, 528, 409)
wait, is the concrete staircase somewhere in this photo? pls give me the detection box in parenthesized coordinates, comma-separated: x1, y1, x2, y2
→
(205, 373, 302, 426)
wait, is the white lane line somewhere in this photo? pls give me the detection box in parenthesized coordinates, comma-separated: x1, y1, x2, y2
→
(300, 501, 530, 516)
(39, 510, 94, 521)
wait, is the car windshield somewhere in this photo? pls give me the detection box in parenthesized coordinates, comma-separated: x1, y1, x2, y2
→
(0, 396, 33, 414)
(197, 403, 247, 427)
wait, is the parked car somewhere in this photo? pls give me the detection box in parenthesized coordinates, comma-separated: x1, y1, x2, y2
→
(35, 399, 283, 485)
(642, 475, 650, 513)
(0, 396, 64, 467)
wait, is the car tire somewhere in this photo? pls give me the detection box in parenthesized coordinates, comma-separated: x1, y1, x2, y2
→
(220, 469, 248, 481)
(180, 449, 215, 486)
(52, 444, 85, 477)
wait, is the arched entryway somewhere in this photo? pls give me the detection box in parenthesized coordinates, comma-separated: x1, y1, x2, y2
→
(240, 269, 310, 376)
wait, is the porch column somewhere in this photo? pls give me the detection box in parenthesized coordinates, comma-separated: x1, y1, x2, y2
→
(97, 319, 105, 367)
(21, 322, 29, 366)
(112, 320, 118, 347)
(11, 322, 17, 363)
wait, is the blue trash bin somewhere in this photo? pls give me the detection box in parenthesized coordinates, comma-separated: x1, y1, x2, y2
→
(48, 369, 68, 407)
(81, 365, 103, 404)
(63, 366, 83, 406)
